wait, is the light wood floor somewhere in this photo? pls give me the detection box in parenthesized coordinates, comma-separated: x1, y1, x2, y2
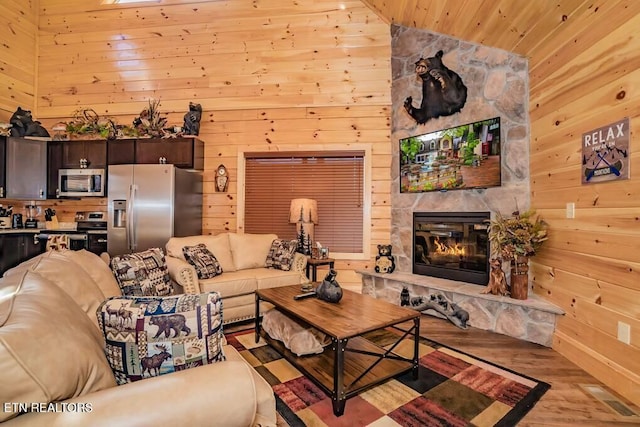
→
(417, 315, 640, 426)
(229, 315, 640, 426)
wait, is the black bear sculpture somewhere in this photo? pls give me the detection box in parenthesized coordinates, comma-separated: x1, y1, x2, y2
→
(375, 244, 396, 274)
(404, 50, 467, 125)
(183, 102, 202, 136)
(9, 107, 50, 137)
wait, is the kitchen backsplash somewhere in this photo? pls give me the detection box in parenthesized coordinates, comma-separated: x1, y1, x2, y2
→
(1, 198, 107, 224)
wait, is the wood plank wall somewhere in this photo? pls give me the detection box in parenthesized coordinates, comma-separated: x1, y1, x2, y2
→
(0, 0, 38, 121)
(2, 0, 637, 407)
(528, 2, 640, 406)
(27, 0, 392, 290)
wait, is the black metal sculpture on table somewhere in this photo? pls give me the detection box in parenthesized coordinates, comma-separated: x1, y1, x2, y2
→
(315, 269, 343, 303)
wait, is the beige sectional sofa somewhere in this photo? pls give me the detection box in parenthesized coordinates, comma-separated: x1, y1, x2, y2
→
(165, 233, 308, 324)
(0, 249, 277, 427)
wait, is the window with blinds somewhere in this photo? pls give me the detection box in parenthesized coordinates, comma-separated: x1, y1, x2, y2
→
(244, 151, 364, 254)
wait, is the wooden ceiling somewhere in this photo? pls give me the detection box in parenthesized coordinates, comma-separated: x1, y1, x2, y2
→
(360, 0, 603, 59)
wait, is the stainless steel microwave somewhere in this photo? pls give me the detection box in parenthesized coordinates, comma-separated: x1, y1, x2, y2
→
(58, 168, 105, 197)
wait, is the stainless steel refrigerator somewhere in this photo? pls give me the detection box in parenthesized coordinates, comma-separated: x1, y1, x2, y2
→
(107, 164, 202, 256)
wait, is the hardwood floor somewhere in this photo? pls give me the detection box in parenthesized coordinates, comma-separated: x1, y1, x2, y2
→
(229, 315, 640, 426)
(417, 315, 639, 426)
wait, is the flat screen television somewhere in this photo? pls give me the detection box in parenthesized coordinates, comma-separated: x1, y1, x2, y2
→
(400, 117, 501, 193)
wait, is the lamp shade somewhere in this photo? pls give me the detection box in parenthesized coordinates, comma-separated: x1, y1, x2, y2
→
(289, 198, 318, 224)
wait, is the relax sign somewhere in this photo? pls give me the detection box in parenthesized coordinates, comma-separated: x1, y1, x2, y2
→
(582, 117, 630, 184)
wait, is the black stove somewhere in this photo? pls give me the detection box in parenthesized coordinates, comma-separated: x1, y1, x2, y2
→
(76, 212, 107, 254)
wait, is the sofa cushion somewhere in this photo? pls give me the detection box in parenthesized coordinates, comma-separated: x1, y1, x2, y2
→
(56, 249, 122, 298)
(3, 251, 107, 327)
(110, 248, 173, 297)
(166, 234, 236, 272)
(0, 270, 116, 422)
(265, 238, 298, 271)
(253, 267, 306, 290)
(198, 270, 258, 298)
(183, 243, 223, 279)
(97, 292, 226, 385)
(229, 233, 277, 270)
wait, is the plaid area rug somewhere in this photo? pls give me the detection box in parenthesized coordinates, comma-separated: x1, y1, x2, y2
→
(225, 328, 550, 427)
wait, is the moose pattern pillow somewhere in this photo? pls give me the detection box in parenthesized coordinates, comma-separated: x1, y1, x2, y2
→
(96, 292, 226, 385)
(110, 248, 173, 296)
(182, 244, 223, 279)
(265, 239, 298, 271)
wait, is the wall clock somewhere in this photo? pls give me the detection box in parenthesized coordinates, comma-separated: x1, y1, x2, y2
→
(215, 164, 229, 192)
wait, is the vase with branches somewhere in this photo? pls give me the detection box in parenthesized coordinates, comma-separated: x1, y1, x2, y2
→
(486, 209, 548, 299)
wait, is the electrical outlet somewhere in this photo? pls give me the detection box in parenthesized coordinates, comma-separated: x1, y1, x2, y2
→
(617, 321, 631, 344)
(566, 202, 575, 219)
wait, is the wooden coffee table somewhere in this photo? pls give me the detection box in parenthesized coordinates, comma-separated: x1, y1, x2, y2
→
(255, 285, 420, 416)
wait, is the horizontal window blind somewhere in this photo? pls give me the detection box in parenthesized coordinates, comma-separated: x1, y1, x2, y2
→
(245, 152, 364, 253)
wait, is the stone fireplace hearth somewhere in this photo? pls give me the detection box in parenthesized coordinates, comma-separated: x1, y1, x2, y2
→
(357, 270, 563, 347)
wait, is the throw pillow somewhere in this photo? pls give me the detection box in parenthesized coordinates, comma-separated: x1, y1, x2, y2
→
(110, 248, 173, 296)
(96, 292, 226, 385)
(265, 238, 298, 271)
(183, 243, 223, 279)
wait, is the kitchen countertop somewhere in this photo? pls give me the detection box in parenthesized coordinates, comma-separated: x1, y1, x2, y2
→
(0, 227, 107, 235)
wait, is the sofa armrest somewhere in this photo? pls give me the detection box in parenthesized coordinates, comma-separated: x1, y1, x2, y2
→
(165, 256, 200, 294)
(2, 361, 272, 427)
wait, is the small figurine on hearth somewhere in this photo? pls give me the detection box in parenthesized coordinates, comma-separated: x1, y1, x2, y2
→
(481, 258, 509, 296)
(374, 244, 396, 274)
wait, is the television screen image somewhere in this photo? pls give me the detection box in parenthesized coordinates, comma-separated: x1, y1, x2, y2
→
(400, 117, 501, 193)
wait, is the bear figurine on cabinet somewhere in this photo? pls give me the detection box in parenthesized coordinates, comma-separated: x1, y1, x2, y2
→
(375, 244, 396, 274)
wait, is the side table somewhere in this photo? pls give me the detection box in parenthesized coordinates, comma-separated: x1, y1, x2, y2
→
(306, 257, 335, 282)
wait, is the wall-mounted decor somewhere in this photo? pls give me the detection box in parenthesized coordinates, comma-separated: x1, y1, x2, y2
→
(582, 117, 630, 184)
(400, 116, 501, 193)
(215, 164, 229, 192)
(403, 50, 467, 125)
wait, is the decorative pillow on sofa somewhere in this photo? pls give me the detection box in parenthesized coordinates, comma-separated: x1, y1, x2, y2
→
(183, 243, 223, 279)
(96, 292, 226, 385)
(265, 238, 298, 271)
(110, 248, 173, 296)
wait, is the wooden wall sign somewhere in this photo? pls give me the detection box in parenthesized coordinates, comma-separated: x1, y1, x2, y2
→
(582, 117, 630, 184)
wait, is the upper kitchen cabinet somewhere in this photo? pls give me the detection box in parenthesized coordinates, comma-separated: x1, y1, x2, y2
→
(0, 137, 6, 198)
(62, 139, 107, 169)
(135, 138, 203, 170)
(5, 137, 48, 200)
(107, 139, 136, 165)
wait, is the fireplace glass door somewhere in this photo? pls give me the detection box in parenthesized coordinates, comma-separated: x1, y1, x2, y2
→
(413, 212, 490, 285)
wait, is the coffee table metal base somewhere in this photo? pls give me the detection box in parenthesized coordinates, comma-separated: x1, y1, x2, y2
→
(255, 294, 420, 416)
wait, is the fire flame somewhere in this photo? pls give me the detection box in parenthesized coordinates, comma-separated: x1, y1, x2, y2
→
(433, 237, 466, 256)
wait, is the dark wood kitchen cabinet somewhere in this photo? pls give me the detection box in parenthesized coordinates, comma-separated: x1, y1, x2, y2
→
(135, 138, 203, 169)
(0, 233, 44, 275)
(61, 139, 107, 169)
(5, 137, 48, 200)
(107, 139, 136, 165)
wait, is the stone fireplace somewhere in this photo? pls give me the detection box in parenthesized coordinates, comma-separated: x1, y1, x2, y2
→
(413, 211, 490, 285)
(356, 26, 564, 347)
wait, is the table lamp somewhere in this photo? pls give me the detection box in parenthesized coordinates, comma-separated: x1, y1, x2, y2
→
(289, 198, 317, 254)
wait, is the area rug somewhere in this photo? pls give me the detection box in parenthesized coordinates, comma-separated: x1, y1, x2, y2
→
(225, 328, 550, 427)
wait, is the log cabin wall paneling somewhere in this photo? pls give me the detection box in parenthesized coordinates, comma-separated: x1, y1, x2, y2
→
(0, 0, 637, 407)
(365, 0, 640, 408)
(33, 0, 392, 290)
(0, 0, 38, 121)
(528, 5, 640, 406)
